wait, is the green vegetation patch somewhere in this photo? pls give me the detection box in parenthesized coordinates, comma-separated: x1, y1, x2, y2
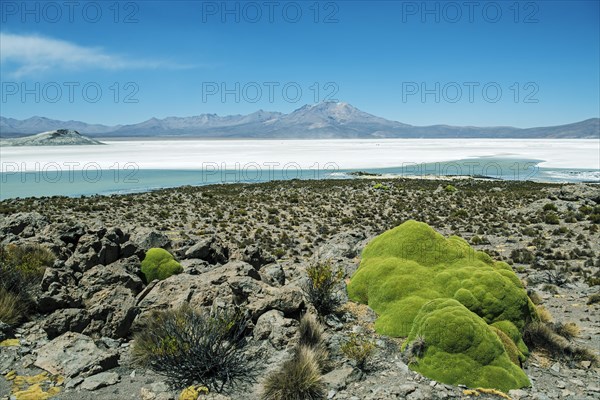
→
(347, 220, 536, 392)
(405, 299, 530, 393)
(140, 248, 183, 283)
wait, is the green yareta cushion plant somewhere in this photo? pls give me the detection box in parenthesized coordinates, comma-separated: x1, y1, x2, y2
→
(140, 248, 183, 283)
(347, 220, 538, 392)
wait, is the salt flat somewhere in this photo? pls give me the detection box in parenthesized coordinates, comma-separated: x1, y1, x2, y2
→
(1, 139, 598, 171)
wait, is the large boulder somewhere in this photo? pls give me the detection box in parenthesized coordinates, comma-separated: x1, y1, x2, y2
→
(37, 265, 83, 313)
(253, 310, 298, 349)
(41, 222, 86, 247)
(82, 285, 139, 338)
(241, 245, 275, 269)
(136, 271, 231, 315)
(246, 284, 305, 319)
(80, 371, 120, 391)
(120, 241, 142, 259)
(314, 230, 366, 261)
(131, 228, 171, 251)
(78, 257, 143, 338)
(34, 332, 119, 378)
(314, 230, 367, 277)
(63, 228, 126, 272)
(184, 236, 229, 264)
(39, 256, 143, 338)
(137, 262, 257, 313)
(260, 263, 286, 287)
(35, 222, 87, 260)
(42, 308, 91, 339)
(180, 258, 213, 275)
(135, 260, 301, 325)
(79, 257, 143, 294)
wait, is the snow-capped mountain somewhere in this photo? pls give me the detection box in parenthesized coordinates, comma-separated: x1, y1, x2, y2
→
(1, 102, 598, 138)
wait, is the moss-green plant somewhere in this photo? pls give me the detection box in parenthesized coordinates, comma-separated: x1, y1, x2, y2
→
(491, 326, 523, 366)
(140, 248, 183, 283)
(348, 221, 536, 336)
(491, 320, 529, 359)
(348, 220, 536, 392)
(403, 299, 530, 393)
(373, 183, 389, 190)
(444, 184, 457, 193)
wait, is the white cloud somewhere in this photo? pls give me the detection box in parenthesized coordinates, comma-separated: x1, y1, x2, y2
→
(0, 32, 192, 78)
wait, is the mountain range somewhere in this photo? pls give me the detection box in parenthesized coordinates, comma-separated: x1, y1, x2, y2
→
(1, 102, 598, 139)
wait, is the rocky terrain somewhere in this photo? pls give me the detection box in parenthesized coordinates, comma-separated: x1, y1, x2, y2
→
(0, 129, 104, 146)
(0, 178, 598, 400)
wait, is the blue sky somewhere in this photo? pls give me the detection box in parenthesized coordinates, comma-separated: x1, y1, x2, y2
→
(1, 0, 599, 127)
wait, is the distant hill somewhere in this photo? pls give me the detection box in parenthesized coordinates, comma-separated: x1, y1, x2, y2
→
(0, 129, 105, 146)
(1, 103, 598, 139)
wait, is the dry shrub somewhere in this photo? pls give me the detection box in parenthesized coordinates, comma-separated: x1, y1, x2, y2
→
(261, 346, 326, 400)
(132, 305, 253, 392)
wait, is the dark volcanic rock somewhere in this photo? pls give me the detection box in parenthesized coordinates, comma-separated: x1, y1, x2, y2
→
(0, 212, 49, 237)
(0, 321, 13, 342)
(314, 230, 366, 261)
(36, 227, 143, 338)
(79, 257, 143, 294)
(260, 263, 286, 287)
(42, 308, 91, 339)
(78, 257, 143, 338)
(131, 228, 171, 251)
(119, 241, 142, 259)
(80, 371, 120, 391)
(64, 228, 130, 272)
(184, 236, 229, 264)
(246, 285, 305, 319)
(38, 266, 83, 313)
(82, 286, 138, 338)
(253, 309, 298, 349)
(241, 245, 275, 269)
(41, 222, 86, 246)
